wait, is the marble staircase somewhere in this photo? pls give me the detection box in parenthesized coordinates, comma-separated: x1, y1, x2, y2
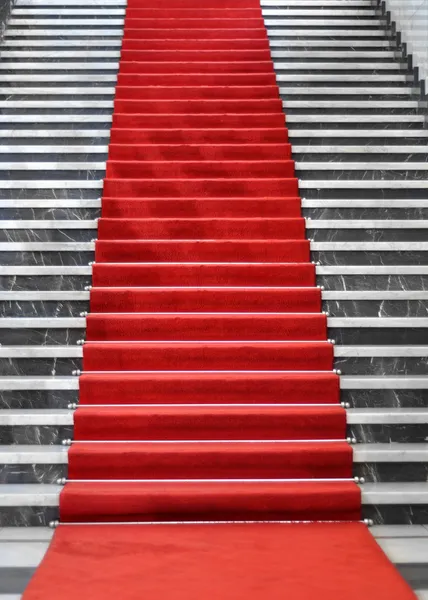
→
(0, 0, 427, 596)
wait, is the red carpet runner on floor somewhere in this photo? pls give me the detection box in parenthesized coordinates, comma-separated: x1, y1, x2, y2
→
(23, 0, 417, 598)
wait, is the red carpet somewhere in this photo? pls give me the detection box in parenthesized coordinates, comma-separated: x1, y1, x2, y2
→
(24, 523, 416, 599)
(22, 0, 417, 598)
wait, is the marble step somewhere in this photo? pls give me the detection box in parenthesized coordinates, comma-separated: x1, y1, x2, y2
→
(0, 61, 405, 72)
(3, 221, 428, 243)
(0, 115, 425, 128)
(1, 317, 428, 347)
(2, 375, 427, 391)
(0, 345, 426, 377)
(5, 87, 419, 98)
(8, 18, 386, 27)
(2, 199, 428, 209)
(2, 265, 428, 275)
(7, 144, 428, 155)
(0, 408, 426, 446)
(1, 48, 398, 58)
(0, 483, 427, 525)
(1, 376, 428, 413)
(1, 408, 428, 427)
(12, 0, 382, 5)
(2, 343, 428, 356)
(4, 28, 389, 37)
(3, 242, 428, 254)
(0, 74, 414, 84)
(0, 441, 425, 485)
(12, 8, 381, 17)
(1, 443, 426, 464)
(2, 39, 397, 48)
(0, 289, 426, 319)
(1, 279, 425, 299)
(0, 100, 420, 113)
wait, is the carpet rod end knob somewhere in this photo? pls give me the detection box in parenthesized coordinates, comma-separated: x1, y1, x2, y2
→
(49, 521, 59, 529)
(364, 519, 374, 527)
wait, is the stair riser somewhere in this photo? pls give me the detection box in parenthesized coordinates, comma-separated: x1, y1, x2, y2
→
(0, 389, 77, 410)
(0, 358, 80, 376)
(3, 229, 428, 243)
(304, 209, 428, 219)
(313, 251, 428, 266)
(0, 301, 89, 317)
(319, 276, 428, 291)
(0, 300, 425, 318)
(0, 252, 94, 266)
(0, 389, 426, 411)
(0, 423, 424, 446)
(1, 275, 427, 293)
(0, 357, 426, 376)
(0, 208, 100, 220)
(362, 505, 428, 526)
(0, 504, 425, 527)
(0, 328, 427, 346)
(0, 506, 59, 527)
(0, 459, 426, 486)
(343, 389, 428, 409)
(0, 275, 91, 291)
(0, 463, 65, 484)
(0, 425, 72, 444)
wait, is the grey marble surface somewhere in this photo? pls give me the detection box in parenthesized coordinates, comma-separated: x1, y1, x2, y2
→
(0, 301, 89, 317)
(318, 275, 428, 291)
(0, 390, 77, 410)
(350, 424, 428, 444)
(312, 229, 428, 242)
(363, 505, 428, 525)
(0, 358, 81, 377)
(342, 389, 428, 409)
(0, 189, 102, 201)
(0, 425, 72, 445)
(356, 463, 428, 483)
(0, 329, 85, 346)
(0, 464, 65, 485)
(324, 299, 428, 317)
(0, 251, 94, 266)
(0, 230, 95, 243)
(305, 208, 428, 220)
(0, 208, 100, 220)
(0, 507, 59, 527)
(313, 251, 428, 266)
(329, 327, 428, 345)
(335, 357, 428, 376)
(0, 275, 91, 292)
